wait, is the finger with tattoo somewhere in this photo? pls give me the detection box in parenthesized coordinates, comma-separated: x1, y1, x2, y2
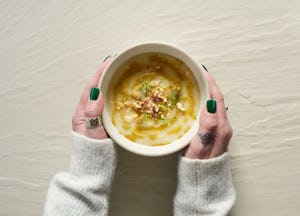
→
(198, 133, 214, 146)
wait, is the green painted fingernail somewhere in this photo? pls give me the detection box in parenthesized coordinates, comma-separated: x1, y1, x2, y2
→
(207, 100, 217, 113)
(103, 55, 111, 62)
(90, 87, 100, 100)
(201, 64, 208, 72)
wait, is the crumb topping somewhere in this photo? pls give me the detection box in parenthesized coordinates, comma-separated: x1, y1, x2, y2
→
(117, 80, 185, 128)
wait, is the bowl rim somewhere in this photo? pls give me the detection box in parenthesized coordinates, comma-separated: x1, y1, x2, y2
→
(99, 41, 210, 156)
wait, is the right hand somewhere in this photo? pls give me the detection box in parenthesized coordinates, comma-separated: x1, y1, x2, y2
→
(184, 69, 233, 159)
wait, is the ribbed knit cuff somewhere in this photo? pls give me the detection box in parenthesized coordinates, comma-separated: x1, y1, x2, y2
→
(179, 153, 230, 187)
(174, 153, 236, 215)
(70, 131, 116, 177)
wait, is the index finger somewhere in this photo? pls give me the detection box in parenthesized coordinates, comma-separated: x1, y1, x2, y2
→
(203, 69, 227, 120)
(77, 57, 111, 111)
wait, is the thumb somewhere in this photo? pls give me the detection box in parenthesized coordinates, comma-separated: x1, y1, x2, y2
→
(85, 87, 104, 119)
(184, 100, 218, 159)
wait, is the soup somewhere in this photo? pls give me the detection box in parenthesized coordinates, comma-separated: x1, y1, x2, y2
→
(109, 52, 200, 146)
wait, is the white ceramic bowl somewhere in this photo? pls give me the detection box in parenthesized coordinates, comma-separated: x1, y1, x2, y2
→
(99, 42, 209, 156)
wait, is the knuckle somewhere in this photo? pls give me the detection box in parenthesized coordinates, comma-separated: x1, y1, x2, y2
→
(219, 94, 225, 102)
(85, 108, 94, 117)
(72, 114, 77, 123)
(72, 114, 79, 128)
(220, 125, 233, 139)
(218, 119, 226, 126)
(227, 126, 233, 138)
(206, 119, 218, 131)
(85, 105, 97, 117)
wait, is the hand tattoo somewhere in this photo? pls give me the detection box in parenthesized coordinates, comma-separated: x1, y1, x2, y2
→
(198, 133, 214, 146)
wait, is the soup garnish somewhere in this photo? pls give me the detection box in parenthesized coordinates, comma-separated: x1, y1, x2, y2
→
(109, 52, 200, 146)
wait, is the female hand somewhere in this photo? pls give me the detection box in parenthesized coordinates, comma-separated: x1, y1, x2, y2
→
(72, 57, 111, 140)
(184, 69, 233, 159)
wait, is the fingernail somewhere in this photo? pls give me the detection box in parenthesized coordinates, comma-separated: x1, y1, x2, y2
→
(207, 100, 217, 113)
(90, 87, 100, 100)
(103, 55, 111, 62)
(201, 64, 208, 72)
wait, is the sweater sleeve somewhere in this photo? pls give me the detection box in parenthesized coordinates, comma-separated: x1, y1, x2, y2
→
(43, 131, 116, 216)
(174, 153, 236, 216)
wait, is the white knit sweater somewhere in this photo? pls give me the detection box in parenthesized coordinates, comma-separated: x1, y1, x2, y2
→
(43, 132, 235, 216)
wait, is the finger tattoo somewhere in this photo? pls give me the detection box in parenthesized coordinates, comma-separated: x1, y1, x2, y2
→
(198, 133, 214, 146)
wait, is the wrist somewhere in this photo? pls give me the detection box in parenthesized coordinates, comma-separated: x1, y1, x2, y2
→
(70, 131, 115, 176)
(73, 123, 108, 140)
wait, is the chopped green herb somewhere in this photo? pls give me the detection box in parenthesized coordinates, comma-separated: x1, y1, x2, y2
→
(157, 103, 169, 112)
(158, 117, 171, 124)
(139, 81, 153, 97)
(142, 113, 152, 126)
(123, 125, 131, 131)
(168, 89, 180, 105)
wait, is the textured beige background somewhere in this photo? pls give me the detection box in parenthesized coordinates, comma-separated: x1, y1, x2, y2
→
(1, 0, 300, 215)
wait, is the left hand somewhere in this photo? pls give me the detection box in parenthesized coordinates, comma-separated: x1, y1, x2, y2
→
(72, 57, 111, 140)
